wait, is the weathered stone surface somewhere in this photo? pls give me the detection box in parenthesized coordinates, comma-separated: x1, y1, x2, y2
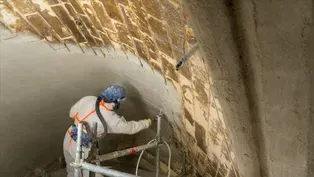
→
(120, 6, 141, 39)
(98, 31, 112, 45)
(156, 38, 173, 58)
(184, 107, 194, 125)
(115, 22, 132, 47)
(134, 39, 149, 62)
(116, 0, 128, 6)
(144, 35, 158, 60)
(101, 0, 123, 23)
(130, 0, 149, 34)
(141, 0, 161, 18)
(81, 4, 103, 32)
(46, 0, 60, 5)
(91, 0, 114, 31)
(195, 122, 207, 153)
(39, 10, 71, 39)
(79, 15, 99, 37)
(160, 0, 184, 49)
(161, 54, 178, 82)
(150, 61, 163, 74)
(26, 13, 58, 41)
(9, 0, 37, 14)
(148, 17, 168, 40)
(51, 5, 85, 43)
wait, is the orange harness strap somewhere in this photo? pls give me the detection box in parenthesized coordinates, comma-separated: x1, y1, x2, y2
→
(71, 101, 112, 123)
(67, 129, 73, 150)
(68, 101, 112, 150)
(100, 101, 112, 111)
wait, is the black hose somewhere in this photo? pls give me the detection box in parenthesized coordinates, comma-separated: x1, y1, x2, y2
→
(95, 96, 108, 139)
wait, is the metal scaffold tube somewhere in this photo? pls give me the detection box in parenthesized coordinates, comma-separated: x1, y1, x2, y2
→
(155, 115, 162, 177)
(74, 123, 83, 177)
(71, 111, 167, 177)
(93, 142, 159, 163)
(81, 162, 139, 177)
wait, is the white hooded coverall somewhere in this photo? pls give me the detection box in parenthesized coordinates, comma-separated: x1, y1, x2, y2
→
(63, 96, 151, 177)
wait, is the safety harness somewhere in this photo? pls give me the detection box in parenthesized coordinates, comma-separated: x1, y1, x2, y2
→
(69, 122, 92, 148)
(68, 97, 109, 148)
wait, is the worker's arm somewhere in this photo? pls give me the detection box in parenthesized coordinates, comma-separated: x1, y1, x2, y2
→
(107, 112, 151, 135)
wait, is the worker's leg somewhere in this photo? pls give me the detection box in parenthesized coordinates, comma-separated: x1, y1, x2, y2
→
(64, 149, 75, 177)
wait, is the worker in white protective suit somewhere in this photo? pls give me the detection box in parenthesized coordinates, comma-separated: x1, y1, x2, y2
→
(63, 85, 153, 177)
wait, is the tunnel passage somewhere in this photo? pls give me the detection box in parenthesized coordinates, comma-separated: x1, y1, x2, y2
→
(2, 0, 314, 176)
(0, 29, 183, 177)
(0, 0, 234, 176)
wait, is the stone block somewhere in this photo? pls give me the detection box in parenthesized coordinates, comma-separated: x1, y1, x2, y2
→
(194, 97, 209, 125)
(91, 0, 114, 31)
(79, 15, 99, 37)
(134, 39, 149, 62)
(101, 0, 123, 23)
(38, 9, 71, 39)
(120, 6, 141, 39)
(182, 85, 193, 105)
(160, 54, 178, 82)
(26, 13, 58, 42)
(184, 107, 194, 126)
(81, 4, 104, 31)
(148, 17, 167, 40)
(120, 43, 136, 55)
(64, 3, 77, 17)
(51, 5, 86, 43)
(150, 60, 163, 74)
(167, 0, 181, 6)
(195, 122, 207, 153)
(10, 0, 37, 14)
(106, 30, 118, 42)
(130, 1, 150, 34)
(115, 22, 133, 47)
(192, 75, 210, 107)
(184, 113, 195, 138)
(156, 38, 173, 58)
(116, 0, 128, 6)
(98, 31, 112, 46)
(79, 23, 97, 46)
(160, 0, 184, 49)
(69, 0, 85, 14)
(141, 0, 161, 18)
(46, 0, 60, 5)
(143, 35, 158, 60)
(179, 61, 193, 80)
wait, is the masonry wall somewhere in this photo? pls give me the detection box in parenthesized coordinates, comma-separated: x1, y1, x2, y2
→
(0, 0, 235, 177)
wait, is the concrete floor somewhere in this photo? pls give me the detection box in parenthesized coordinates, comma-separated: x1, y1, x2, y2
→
(0, 28, 181, 177)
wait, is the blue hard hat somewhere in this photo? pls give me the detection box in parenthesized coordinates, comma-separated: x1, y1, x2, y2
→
(100, 85, 126, 102)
